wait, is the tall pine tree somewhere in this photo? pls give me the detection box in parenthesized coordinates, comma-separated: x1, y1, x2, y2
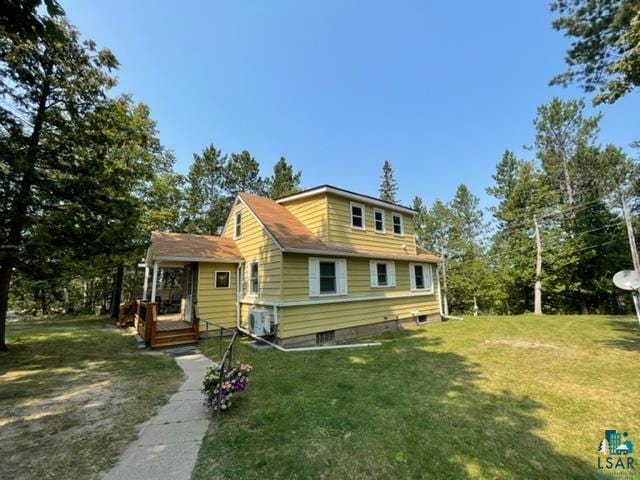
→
(379, 160, 398, 203)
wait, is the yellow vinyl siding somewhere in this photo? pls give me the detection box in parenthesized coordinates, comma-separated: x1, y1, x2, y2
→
(282, 253, 432, 302)
(325, 194, 416, 253)
(197, 263, 237, 329)
(281, 194, 328, 242)
(278, 295, 440, 338)
(222, 201, 283, 302)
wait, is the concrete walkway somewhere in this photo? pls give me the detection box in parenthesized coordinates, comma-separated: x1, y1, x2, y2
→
(103, 347, 215, 480)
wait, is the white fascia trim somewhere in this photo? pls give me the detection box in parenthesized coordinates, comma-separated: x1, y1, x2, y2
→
(276, 186, 417, 215)
(153, 256, 244, 264)
(282, 247, 439, 263)
(239, 290, 436, 307)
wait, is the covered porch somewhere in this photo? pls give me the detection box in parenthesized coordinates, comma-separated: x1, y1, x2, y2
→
(123, 231, 243, 348)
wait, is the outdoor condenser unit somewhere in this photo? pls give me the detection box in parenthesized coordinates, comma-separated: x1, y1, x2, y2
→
(248, 308, 271, 336)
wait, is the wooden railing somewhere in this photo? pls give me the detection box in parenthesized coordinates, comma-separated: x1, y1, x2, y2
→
(135, 300, 157, 346)
(117, 299, 138, 328)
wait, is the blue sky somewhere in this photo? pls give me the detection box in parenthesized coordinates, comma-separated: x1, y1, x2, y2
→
(62, 0, 638, 210)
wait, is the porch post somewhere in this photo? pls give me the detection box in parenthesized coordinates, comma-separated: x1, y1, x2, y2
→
(142, 264, 150, 300)
(151, 261, 159, 303)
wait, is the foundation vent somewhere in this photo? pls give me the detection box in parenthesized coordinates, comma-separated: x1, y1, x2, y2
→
(316, 330, 336, 345)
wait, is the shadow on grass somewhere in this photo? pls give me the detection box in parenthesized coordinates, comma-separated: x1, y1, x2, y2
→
(194, 329, 594, 480)
(0, 315, 183, 480)
(598, 316, 640, 352)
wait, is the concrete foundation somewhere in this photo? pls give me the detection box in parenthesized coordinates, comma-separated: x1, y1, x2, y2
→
(277, 313, 442, 347)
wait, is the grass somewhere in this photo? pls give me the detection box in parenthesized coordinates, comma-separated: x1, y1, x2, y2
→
(0, 314, 184, 480)
(193, 315, 640, 480)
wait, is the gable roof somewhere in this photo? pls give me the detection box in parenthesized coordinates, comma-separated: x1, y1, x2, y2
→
(238, 192, 328, 250)
(149, 231, 242, 263)
(238, 192, 440, 263)
(275, 184, 417, 215)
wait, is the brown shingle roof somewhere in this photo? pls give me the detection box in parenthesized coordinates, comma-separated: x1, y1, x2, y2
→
(150, 231, 242, 261)
(238, 192, 328, 250)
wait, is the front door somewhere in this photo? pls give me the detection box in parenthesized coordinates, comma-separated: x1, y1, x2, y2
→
(184, 266, 195, 323)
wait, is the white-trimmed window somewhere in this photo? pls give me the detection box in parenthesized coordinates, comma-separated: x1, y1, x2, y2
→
(373, 208, 385, 233)
(249, 262, 259, 295)
(392, 213, 404, 235)
(234, 211, 242, 239)
(350, 203, 365, 230)
(410, 263, 433, 293)
(309, 258, 348, 297)
(370, 261, 396, 287)
(215, 271, 231, 288)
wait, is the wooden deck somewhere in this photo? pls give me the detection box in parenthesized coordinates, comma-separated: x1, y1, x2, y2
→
(123, 301, 200, 348)
(156, 314, 192, 332)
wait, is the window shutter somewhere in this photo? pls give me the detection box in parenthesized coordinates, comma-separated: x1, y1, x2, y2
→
(409, 263, 416, 290)
(369, 261, 377, 287)
(309, 258, 320, 297)
(337, 259, 348, 295)
(388, 262, 396, 287)
(425, 264, 433, 291)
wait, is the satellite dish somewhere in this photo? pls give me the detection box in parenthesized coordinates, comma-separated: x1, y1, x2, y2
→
(613, 270, 640, 291)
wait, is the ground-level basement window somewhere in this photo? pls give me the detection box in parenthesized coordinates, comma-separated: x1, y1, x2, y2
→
(416, 314, 428, 324)
(316, 330, 336, 345)
(215, 271, 230, 288)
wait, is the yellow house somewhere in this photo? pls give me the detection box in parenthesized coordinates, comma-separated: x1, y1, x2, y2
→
(144, 185, 441, 347)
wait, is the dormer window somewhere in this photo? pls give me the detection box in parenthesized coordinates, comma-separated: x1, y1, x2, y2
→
(392, 213, 403, 235)
(234, 211, 242, 239)
(373, 208, 385, 233)
(350, 203, 365, 230)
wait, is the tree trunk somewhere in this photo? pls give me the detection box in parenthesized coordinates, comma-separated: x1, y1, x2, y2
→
(562, 161, 574, 208)
(0, 265, 12, 351)
(110, 264, 124, 319)
(533, 215, 543, 315)
(0, 60, 53, 351)
(580, 299, 589, 315)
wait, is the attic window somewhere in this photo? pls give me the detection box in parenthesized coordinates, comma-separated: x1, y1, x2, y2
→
(234, 212, 242, 239)
(351, 203, 365, 229)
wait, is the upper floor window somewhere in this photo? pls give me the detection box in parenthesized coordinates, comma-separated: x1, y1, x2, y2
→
(410, 263, 433, 292)
(350, 203, 365, 230)
(373, 208, 385, 233)
(249, 262, 259, 295)
(392, 213, 403, 235)
(234, 211, 242, 239)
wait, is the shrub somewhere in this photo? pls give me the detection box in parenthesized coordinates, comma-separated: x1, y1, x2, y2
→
(202, 362, 252, 412)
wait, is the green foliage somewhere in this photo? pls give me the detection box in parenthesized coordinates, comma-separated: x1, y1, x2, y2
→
(486, 97, 637, 315)
(265, 156, 301, 199)
(0, 14, 174, 333)
(183, 145, 228, 235)
(551, 0, 640, 104)
(224, 150, 264, 196)
(379, 160, 398, 203)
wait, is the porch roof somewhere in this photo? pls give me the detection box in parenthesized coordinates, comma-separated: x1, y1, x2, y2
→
(148, 231, 243, 264)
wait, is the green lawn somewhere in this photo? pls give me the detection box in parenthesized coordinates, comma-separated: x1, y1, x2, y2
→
(0, 315, 183, 480)
(193, 315, 640, 480)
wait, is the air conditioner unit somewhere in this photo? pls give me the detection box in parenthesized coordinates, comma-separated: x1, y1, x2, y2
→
(248, 308, 271, 336)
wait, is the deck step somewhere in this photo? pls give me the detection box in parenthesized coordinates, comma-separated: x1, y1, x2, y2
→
(152, 339, 198, 348)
